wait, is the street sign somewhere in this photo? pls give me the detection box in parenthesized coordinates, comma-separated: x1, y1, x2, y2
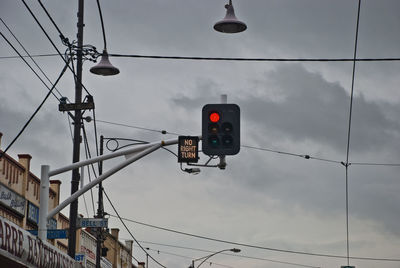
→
(27, 229, 68, 239)
(58, 102, 94, 112)
(75, 253, 86, 266)
(178, 136, 199, 163)
(77, 218, 108, 228)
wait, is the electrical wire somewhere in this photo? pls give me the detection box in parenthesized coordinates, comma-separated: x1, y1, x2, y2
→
(92, 108, 100, 161)
(97, 119, 335, 164)
(82, 123, 98, 216)
(241, 145, 342, 164)
(67, 114, 74, 142)
(36, 0, 68, 44)
(0, 17, 64, 99)
(108, 214, 400, 262)
(96, 119, 400, 167)
(102, 190, 168, 268)
(2, 53, 400, 63)
(20, 0, 92, 96)
(0, 53, 69, 159)
(139, 241, 320, 268)
(344, 0, 362, 266)
(350, 162, 400, 167)
(0, 20, 75, 147)
(145, 248, 235, 268)
(0, 53, 58, 59)
(95, 0, 107, 50)
(0, 27, 62, 101)
(96, 119, 182, 136)
(109, 53, 400, 62)
(82, 191, 90, 218)
(0, 21, 76, 158)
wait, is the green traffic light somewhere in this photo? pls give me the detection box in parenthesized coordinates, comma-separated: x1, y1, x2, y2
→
(209, 135, 220, 147)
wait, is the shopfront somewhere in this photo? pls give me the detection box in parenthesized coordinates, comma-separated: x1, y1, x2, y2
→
(0, 215, 77, 267)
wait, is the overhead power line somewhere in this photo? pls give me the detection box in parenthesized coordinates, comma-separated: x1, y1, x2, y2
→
(103, 190, 167, 268)
(0, 53, 59, 59)
(110, 53, 400, 62)
(241, 145, 342, 164)
(96, 119, 182, 136)
(20, 0, 92, 96)
(138, 240, 320, 268)
(96, 119, 400, 167)
(350, 162, 400, 167)
(36, 0, 68, 44)
(145, 248, 235, 268)
(108, 214, 400, 262)
(2, 53, 400, 63)
(81, 124, 98, 216)
(0, 54, 69, 159)
(343, 0, 362, 266)
(0, 26, 62, 101)
(0, 18, 64, 100)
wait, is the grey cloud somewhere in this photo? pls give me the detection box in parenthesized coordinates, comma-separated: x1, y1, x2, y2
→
(172, 64, 400, 155)
(169, 64, 400, 238)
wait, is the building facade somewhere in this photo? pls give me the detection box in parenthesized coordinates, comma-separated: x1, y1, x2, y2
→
(0, 133, 135, 268)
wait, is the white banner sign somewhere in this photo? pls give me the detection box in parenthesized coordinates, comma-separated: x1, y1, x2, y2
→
(0, 216, 76, 268)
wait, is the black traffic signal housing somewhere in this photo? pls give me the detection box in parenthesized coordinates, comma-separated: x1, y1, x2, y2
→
(202, 103, 240, 156)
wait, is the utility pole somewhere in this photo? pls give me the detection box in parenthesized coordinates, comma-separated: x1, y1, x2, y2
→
(96, 135, 105, 267)
(68, 0, 84, 258)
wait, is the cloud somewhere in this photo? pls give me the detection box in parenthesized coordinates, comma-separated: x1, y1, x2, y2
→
(172, 64, 400, 156)
(169, 64, 400, 238)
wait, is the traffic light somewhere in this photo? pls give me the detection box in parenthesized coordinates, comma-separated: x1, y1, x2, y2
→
(202, 103, 240, 156)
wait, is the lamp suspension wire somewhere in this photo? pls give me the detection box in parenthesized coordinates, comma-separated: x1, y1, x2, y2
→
(95, 0, 107, 50)
(345, 0, 362, 266)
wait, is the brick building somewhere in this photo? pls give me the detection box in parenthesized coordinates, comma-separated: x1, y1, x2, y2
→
(0, 132, 135, 267)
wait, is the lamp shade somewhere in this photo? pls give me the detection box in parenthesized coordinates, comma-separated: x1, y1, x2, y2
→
(90, 50, 120, 76)
(214, 0, 247, 33)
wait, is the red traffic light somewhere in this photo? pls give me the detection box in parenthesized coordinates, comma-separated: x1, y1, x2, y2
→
(209, 112, 220, 123)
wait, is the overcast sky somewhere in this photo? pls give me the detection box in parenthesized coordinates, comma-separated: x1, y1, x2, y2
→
(1, 0, 400, 268)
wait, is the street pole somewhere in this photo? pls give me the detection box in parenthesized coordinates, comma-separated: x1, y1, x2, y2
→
(96, 135, 104, 267)
(191, 248, 240, 268)
(68, 0, 84, 258)
(218, 94, 227, 169)
(38, 165, 50, 240)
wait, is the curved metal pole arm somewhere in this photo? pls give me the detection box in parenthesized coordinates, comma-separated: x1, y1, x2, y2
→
(47, 143, 161, 220)
(39, 136, 200, 240)
(48, 137, 182, 177)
